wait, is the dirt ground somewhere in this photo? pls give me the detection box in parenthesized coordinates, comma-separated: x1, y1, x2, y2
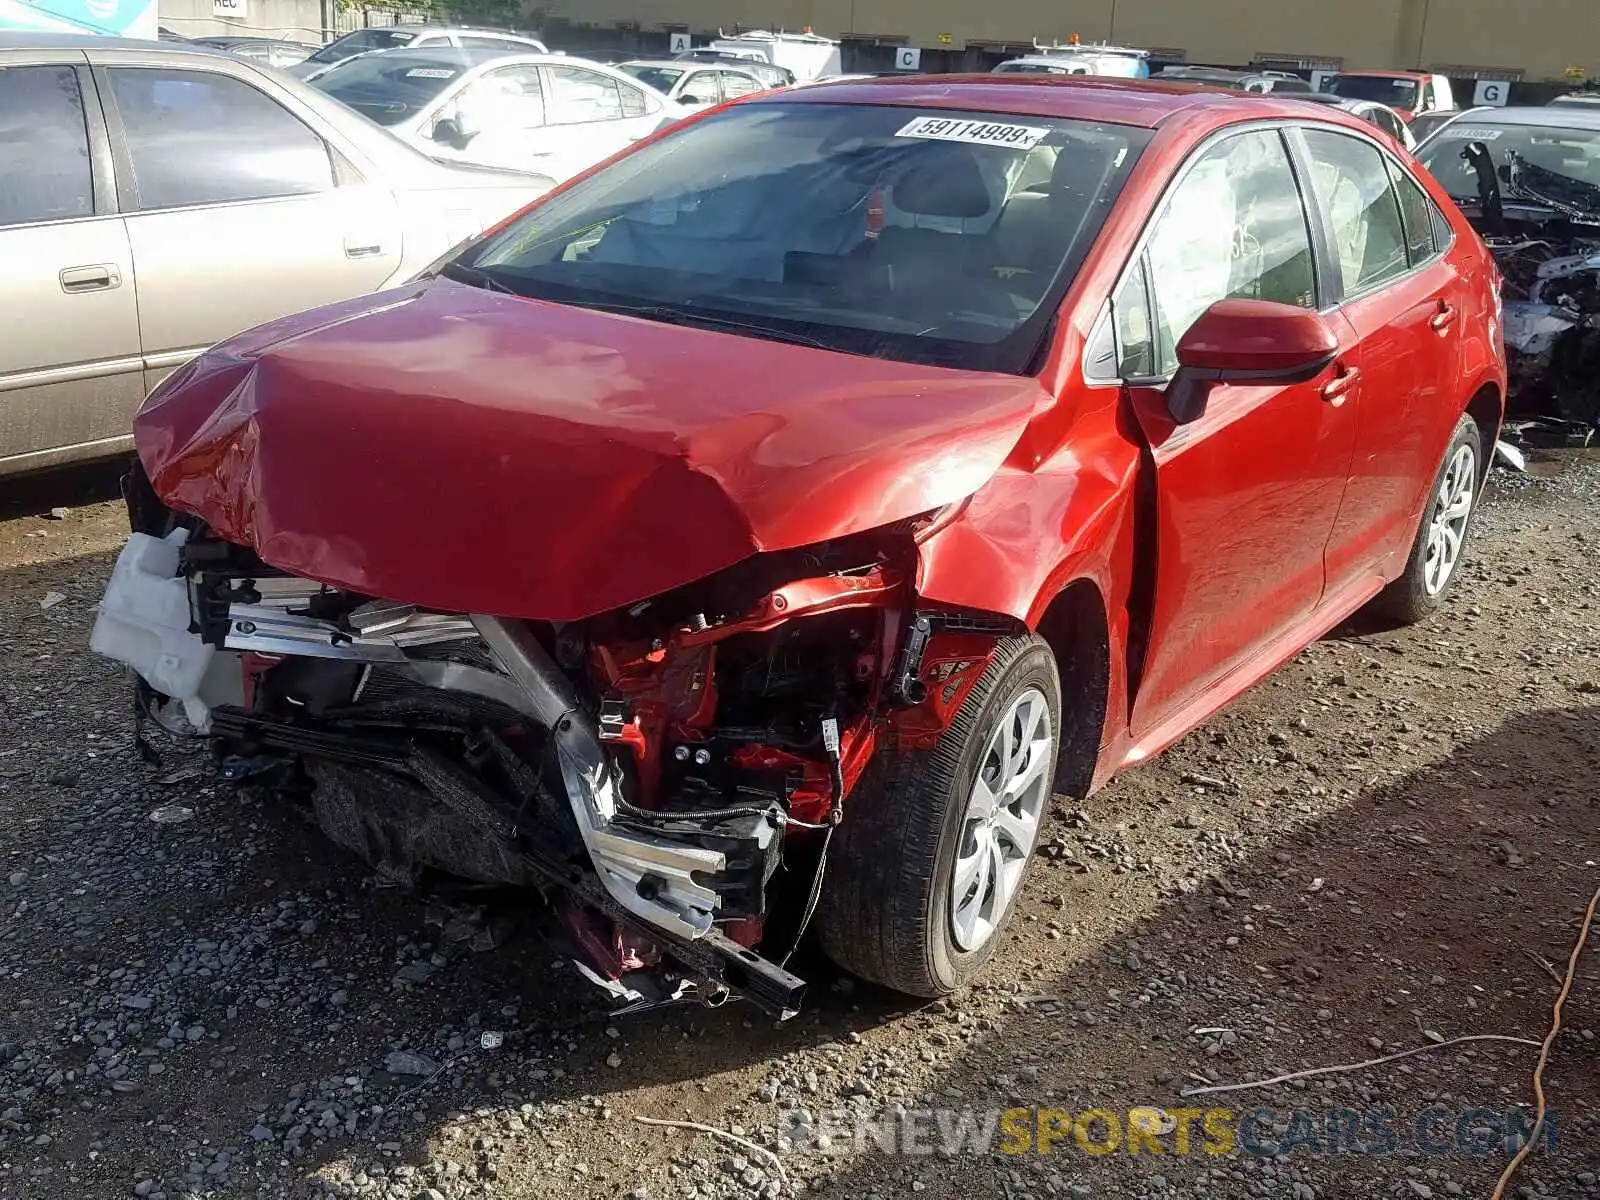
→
(1, 453, 1596, 1200)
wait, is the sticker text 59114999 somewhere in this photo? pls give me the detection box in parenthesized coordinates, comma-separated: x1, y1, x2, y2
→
(896, 116, 1049, 150)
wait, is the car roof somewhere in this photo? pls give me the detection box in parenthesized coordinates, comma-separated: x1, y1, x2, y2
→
(622, 58, 747, 70)
(1290, 93, 1362, 107)
(1158, 66, 1254, 80)
(323, 46, 550, 70)
(762, 74, 1371, 130)
(1446, 104, 1600, 130)
(194, 36, 304, 45)
(0, 32, 228, 52)
(339, 25, 537, 37)
(1334, 69, 1427, 79)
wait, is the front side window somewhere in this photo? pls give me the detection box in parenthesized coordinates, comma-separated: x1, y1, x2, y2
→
(1301, 128, 1408, 295)
(108, 68, 333, 210)
(618, 64, 684, 95)
(547, 66, 625, 123)
(718, 71, 761, 100)
(449, 65, 546, 134)
(1144, 129, 1316, 376)
(460, 103, 1150, 372)
(1112, 258, 1156, 378)
(675, 71, 718, 104)
(0, 65, 94, 227)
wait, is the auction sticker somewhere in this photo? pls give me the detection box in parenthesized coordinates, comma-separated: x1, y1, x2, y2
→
(406, 68, 457, 79)
(1443, 127, 1503, 139)
(896, 115, 1048, 150)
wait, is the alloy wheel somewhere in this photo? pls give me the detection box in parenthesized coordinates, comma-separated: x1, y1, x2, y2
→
(1423, 443, 1477, 596)
(950, 687, 1055, 952)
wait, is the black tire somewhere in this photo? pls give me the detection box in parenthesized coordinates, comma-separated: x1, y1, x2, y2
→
(817, 634, 1062, 997)
(1366, 413, 1484, 627)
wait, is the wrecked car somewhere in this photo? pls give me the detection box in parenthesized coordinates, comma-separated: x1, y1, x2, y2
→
(1415, 107, 1600, 440)
(93, 80, 1505, 1019)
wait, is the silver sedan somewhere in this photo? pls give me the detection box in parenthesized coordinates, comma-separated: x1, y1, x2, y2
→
(0, 33, 551, 477)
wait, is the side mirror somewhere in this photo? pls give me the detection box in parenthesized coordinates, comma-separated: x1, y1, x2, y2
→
(431, 117, 472, 149)
(680, 92, 710, 105)
(1164, 299, 1339, 425)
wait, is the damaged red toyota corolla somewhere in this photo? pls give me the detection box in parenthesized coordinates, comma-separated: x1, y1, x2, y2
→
(95, 78, 1506, 1017)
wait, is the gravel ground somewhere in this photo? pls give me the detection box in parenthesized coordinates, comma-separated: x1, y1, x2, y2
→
(1, 453, 1596, 1200)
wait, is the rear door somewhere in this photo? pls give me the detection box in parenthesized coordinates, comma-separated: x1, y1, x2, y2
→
(535, 63, 660, 179)
(1297, 126, 1466, 588)
(91, 51, 403, 390)
(0, 54, 143, 475)
(1117, 126, 1361, 740)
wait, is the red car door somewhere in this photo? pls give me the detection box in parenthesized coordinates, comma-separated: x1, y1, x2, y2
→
(1300, 127, 1469, 587)
(1114, 127, 1362, 745)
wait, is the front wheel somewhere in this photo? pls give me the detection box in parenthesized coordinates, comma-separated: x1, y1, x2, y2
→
(817, 635, 1061, 997)
(1367, 413, 1483, 626)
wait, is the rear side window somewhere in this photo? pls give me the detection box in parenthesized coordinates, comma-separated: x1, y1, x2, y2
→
(547, 65, 624, 123)
(1388, 160, 1443, 266)
(0, 65, 94, 227)
(1300, 128, 1408, 295)
(108, 68, 333, 210)
(1144, 129, 1317, 375)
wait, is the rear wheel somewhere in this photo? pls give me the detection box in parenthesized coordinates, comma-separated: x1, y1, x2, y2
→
(817, 635, 1061, 997)
(1367, 414, 1482, 626)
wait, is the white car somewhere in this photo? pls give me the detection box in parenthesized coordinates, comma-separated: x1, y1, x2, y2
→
(287, 25, 549, 80)
(313, 48, 677, 182)
(615, 59, 765, 111)
(1290, 93, 1417, 150)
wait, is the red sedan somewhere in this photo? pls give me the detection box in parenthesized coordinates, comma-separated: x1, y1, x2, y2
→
(96, 77, 1505, 1017)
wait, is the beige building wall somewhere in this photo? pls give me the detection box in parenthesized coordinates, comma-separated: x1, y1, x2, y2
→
(529, 0, 1598, 81)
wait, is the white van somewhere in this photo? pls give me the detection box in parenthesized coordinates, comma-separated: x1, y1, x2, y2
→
(707, 29, 842, 82)
(993, 40, 1151, 80)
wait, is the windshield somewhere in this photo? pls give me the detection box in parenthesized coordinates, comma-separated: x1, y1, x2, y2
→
(308, 27, 418, 65)
(312, 55, 465, 125)
(619, 64, 686, 93)
(1416, 121, 1600, 215)
(457, 103, 1148, 372)
(1329, 75, 1420, 108)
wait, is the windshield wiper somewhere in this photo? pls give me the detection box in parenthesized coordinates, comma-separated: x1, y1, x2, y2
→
(571, 299, 835, 351)
(440, 262, 520, 295)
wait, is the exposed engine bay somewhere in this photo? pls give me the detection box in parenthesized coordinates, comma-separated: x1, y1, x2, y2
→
(92, 466, 1008, 1019)
(1462, 141, 1600, 441)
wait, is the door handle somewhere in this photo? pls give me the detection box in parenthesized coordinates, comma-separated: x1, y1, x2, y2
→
(1430, 302, 1457, 332)
(1320, 364, 1361, 406)
(59, 264, 121, 293)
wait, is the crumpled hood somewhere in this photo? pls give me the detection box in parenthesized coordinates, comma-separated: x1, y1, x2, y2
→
(135, 279, 1049, 620)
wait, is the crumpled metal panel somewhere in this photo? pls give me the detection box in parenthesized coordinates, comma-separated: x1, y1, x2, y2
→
(306, 759, 533, 888)
(134, 279, 1049, 622)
